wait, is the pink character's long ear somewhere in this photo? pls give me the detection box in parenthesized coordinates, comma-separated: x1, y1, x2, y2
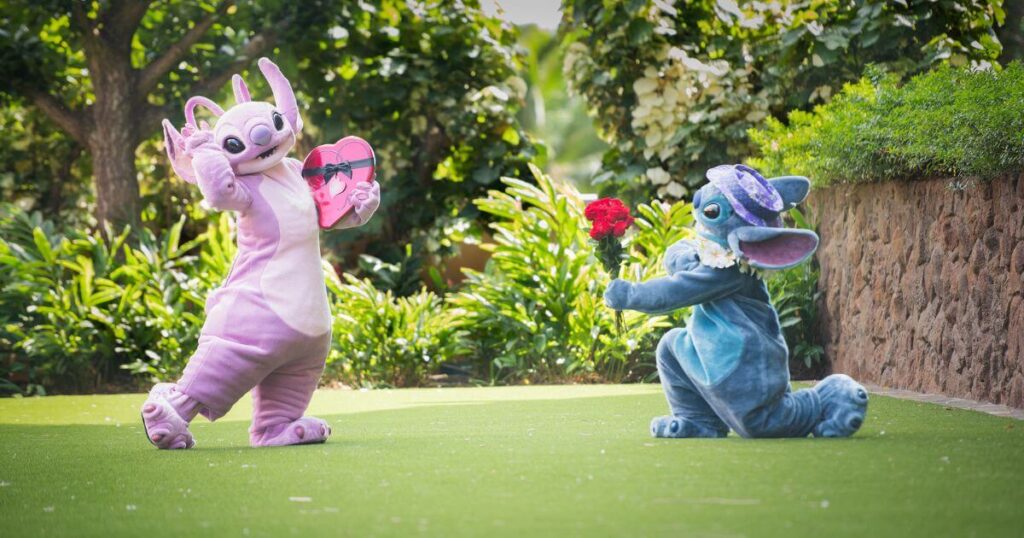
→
(184, 96, 224, 129)
(162, 119, 197, 184)
(258, 57, 302, 132)
(232, 74, 251, 104)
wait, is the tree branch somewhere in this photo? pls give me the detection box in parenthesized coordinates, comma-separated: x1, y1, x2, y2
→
(136, 0, 235, 95)
(20, 85, 91, 144)
(102, 0, 155, 48)
(137, 29, 278, 139)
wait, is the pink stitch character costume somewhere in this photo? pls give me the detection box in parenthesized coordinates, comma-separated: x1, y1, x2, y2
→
(141, 58, 380, 449)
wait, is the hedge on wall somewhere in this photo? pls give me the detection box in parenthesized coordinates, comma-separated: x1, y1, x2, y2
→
(749, 63, 1024, 186)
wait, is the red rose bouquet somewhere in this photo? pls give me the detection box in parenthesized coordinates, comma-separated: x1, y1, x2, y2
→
(584, 198, 634, 332)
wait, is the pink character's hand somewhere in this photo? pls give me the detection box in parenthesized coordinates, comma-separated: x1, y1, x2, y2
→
(182, 126, 219, 157)
(350, 181, 380, 224)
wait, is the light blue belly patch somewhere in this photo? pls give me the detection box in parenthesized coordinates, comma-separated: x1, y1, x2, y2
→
(674, 305, 743, 387)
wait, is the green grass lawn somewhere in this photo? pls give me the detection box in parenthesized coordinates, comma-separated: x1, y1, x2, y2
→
(1, 384, 1022, 537)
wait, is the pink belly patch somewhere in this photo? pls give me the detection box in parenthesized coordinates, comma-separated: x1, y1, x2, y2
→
(301, 136, 376, 229)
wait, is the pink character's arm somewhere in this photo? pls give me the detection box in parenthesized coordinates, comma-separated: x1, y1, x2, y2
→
(187, 130, 253, 212)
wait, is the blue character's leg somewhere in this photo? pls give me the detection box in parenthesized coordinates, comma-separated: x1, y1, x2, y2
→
(724, 374, 868, 438)
(651, 328, 729, 438)
(811, 374, 869, 437)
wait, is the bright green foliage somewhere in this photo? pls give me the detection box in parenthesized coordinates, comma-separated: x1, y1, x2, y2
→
(325, 272, 468, 388)
(764, 208, 824, 370)
(453, 165, 682, 383)
(0, 208, 225, 393)
(560, 0, 1006, 200)
(749, 63, 1024, 185)
(2, 386, 1023, 537)
(628, 197, 695, 270)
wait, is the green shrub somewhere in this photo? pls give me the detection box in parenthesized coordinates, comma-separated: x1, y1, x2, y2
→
(0, 207, 232, 394)
(763, 208, 824, 371)
(325, 273, 468, 388)
(750, 63, 1024, 185)
(452, 165, 686, 384)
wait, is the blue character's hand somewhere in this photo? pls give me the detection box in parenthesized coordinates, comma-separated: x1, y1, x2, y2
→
(604, 279, 633, 310)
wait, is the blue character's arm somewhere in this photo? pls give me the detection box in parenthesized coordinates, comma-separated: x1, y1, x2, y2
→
(604, 241, 745, 314)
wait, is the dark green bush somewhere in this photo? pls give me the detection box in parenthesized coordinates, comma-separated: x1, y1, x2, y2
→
(326, 273, 468, 388)
(750, 63, 1024, 185)
(452, 165, 687, 384)
(0, 207, 225, 394)
(764, 209, 824, 372)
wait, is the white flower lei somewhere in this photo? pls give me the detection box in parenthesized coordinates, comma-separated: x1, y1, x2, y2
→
(692, 225, 767, 279)
(693, 235, 737, 269)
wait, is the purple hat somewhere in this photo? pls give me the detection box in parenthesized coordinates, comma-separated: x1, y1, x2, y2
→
(705, 164, 784, 227)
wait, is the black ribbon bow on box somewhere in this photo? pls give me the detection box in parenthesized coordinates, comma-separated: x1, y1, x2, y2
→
(302, 157, 376, 184)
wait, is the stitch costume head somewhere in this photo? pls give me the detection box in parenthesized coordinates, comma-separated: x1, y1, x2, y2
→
(605, 164, 867, 439)
(692, 164, 819, 271)
(162, 58, 302, 181)
(140, 58, 380, 450)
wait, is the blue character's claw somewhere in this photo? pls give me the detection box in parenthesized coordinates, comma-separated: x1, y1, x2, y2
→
(650, 416, 728, 439)
(812, 374, 869, 438)
(604, 279, 632, 310)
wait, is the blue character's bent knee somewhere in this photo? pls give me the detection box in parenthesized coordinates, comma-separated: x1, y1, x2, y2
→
(656, 328, 684, 367)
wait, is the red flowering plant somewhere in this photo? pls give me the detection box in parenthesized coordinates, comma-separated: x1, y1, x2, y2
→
(584, 198, 635, 332)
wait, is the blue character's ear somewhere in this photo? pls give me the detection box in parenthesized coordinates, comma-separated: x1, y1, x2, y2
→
(769, 176, 810, 209)
(728, 226, 819, 270)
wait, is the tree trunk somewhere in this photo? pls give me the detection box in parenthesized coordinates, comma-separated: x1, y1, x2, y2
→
(87, 45, 142, 231)
(89, 128, 141, 231)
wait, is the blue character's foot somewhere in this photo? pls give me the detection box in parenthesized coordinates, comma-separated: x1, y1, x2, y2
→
(812, 374, 869, 437)
(650, 416, 728, 438)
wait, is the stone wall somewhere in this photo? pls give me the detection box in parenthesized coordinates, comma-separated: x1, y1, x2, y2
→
(808, 174, 1024, 408)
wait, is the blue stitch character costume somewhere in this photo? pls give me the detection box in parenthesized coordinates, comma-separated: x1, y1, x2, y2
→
(605, 164, 868, 438)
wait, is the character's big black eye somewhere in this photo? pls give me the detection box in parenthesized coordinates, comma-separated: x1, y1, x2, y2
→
(702, 203, 721, 219)
(223, 137, 245, 154)
(272, 112, 284, 131)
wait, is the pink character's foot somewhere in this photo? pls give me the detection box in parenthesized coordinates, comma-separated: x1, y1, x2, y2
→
(251, 417, 331, 447)
(140, 383, 195, 450)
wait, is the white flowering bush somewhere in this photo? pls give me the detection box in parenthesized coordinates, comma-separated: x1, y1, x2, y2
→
(561, 0, 1004, 200)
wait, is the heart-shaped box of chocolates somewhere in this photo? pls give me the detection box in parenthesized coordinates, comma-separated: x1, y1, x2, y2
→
(301, 136, 376, 229)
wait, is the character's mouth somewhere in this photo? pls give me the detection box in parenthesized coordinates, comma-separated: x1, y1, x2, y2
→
(257, 146, 279, 159)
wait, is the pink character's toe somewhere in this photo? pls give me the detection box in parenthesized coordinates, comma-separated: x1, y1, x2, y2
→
(295, 425, 305, 439)
(141, 384, 194, 450)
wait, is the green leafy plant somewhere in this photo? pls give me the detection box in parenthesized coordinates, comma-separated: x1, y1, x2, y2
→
(763, 208, 824, 371)
(749, 63, 1024, 185)
(0, 207, 230, 393)
(452, 165, 680, 384)
(325, 272, 468, 388)
(560, 0, 1005, 200)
